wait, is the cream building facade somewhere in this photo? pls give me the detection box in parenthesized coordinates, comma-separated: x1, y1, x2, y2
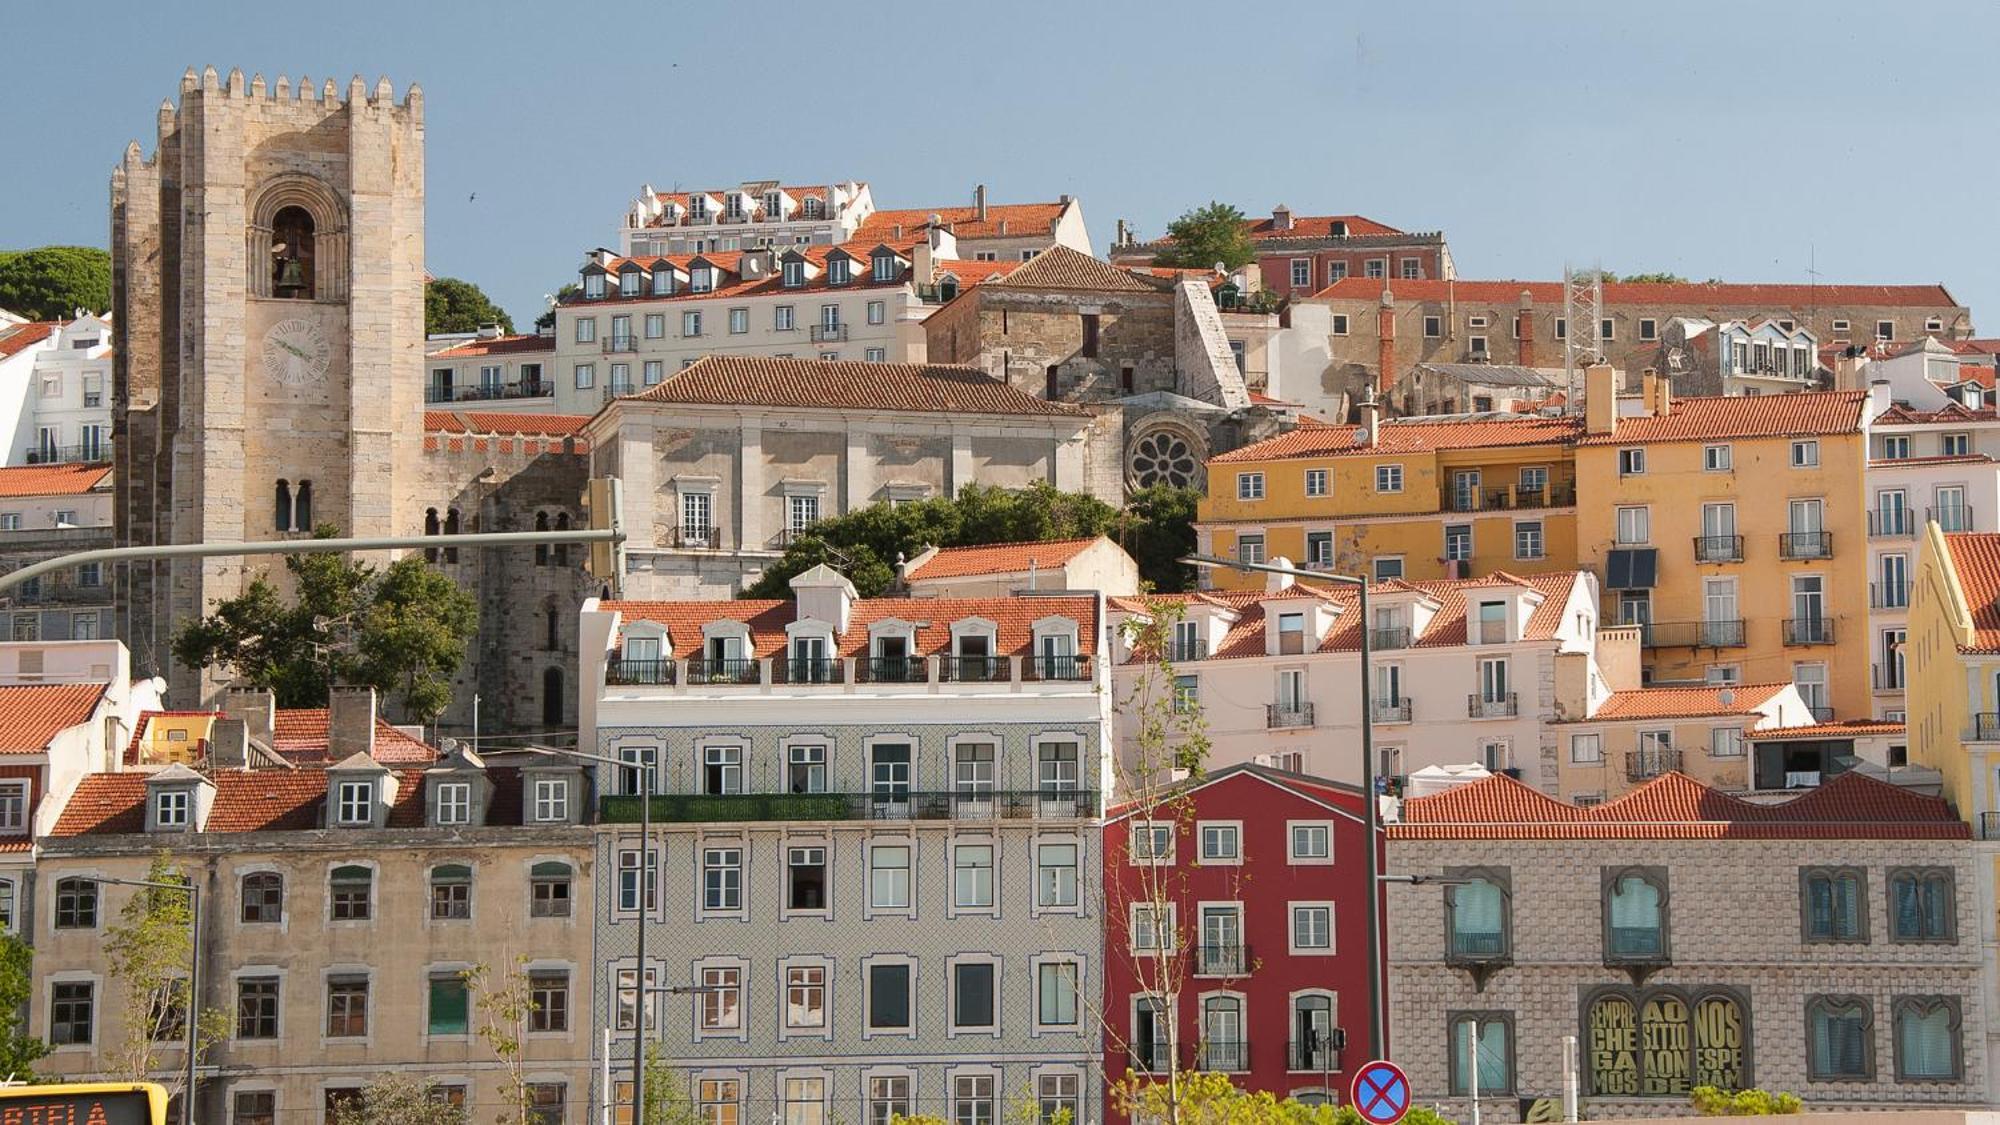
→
(12, 313, 113, 466)
(621, 180, 876, 258)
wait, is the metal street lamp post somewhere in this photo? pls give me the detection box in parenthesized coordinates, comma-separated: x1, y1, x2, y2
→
(93, 874, 201, 1125)
(1182, 553, 1387, 1062)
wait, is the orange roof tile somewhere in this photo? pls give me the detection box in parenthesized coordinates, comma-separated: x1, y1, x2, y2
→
(1944, 532, 2000, 652)
(268, 709, 436, 765)
(1245, 213, 1404, 240)
(1314, 277, 1961, 309)
(1391, 769, 1967, 840)
(52, 767, 442, 837)
(0, 462, 112, 497)
(424, 411, 589, 437)
(907, 538, 1103, 581)
(625, 356, 1088, 417)
(1574, 390, 1867, 446)
(987, 246, 1163, 293)
(0, 683, 106, 753)
(0, 323, 56, 360)
(430, 334, 555, 358)
(858, 202, 1071, 243)
(605, 594, 1099, 659)
(1586, 682, 1790, 721)
(1750, 719, 1906, 741)
(1211, 415, 1579, 463)
(570, 244, 928, 308)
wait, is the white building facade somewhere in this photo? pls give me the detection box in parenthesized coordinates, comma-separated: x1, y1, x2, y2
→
(621, 181, 876, 259)
(2, 316, 110, 466)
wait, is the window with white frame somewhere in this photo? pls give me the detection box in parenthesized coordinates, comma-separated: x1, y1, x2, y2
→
(1131, 822, 1174, 864)
(953, 961, 997, 1031)
(1704, 444, 1732, 472)
(575, 316, 597, 343)
(786, 847, 828, 913)
(435, 782, 471, 825)
(1331, 314, 1350, 336)
(334, 780, 373, 825)
(1038, 840, 1080, 908)
(1292, 903, 1334, 952)
(703, 847, 742, 912)
(155, 790, 190, 828)
(784, 964, 827, 1029)
(1038, 961, 1080, 1027)
(870, 843, 911, 910)
(1305, 468, 1329, 496)
(788, 745, 827, 793)
(1616, 506, 1651, 545)
(1792, 440, 1820, 468)
(1237, 473, 1265, 501)
(699, 965, 740, 1031)
(953, 843, 995, 909)
(1132, 902, 1176, 953)
(617, 846, 658, 914)
(1199, 822, 1241, 862)
(1290, 822, 1331, 862)
(682, 311, 702, 337)
(532, 778, 569, 822)
(1618, 448, 1646, 476)
(954, 1075, 995, 1125)
(1570, 733, 1603, 764)
(1290, 260, 1311, 288)
(1711, 727, 1745, 758)
(0, 782, 25, 832)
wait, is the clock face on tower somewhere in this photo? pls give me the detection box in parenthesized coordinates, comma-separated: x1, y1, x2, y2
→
(261, 317, 332, 387)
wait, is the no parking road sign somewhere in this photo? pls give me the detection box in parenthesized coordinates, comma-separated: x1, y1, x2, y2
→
(1350, 1059, 1412, 1125)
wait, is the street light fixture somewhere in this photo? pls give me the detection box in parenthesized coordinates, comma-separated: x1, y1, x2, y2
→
(92, 874, 201, 1125)
(1180, 552, 1389, 1064)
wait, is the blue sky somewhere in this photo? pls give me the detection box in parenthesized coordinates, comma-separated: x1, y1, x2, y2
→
(6, 0, 1995, 329)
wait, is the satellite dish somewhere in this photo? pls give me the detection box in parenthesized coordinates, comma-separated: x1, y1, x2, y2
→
(1351, 427, 1369, 443)
(1717, 688, 1735, 707)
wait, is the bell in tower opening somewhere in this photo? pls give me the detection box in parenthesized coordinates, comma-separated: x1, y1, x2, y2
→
(270, 205, 315, 298)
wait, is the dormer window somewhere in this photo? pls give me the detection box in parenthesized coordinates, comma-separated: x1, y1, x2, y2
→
(532, 777, 571, 823)
(803, 196, 825, 219)
(1475, 601, 1507, 645)
(1277, 612, 1306, 655)
(619, 270, 641, 297)
(583, 273, 605, 299)
(691, 266, 713, 293)
(828, 257, 852, 285)
(653, 268, 675, 296)
(155, 790, 190, 829)
(724, 194, 746, 220)
(873, 254, 899, 283)
(783, 260, 806, 288)
(334, 780, 374, 826)
(689, 195, 709, 219)
(763, 191, 782, 217)
(435, 782, 472, 826)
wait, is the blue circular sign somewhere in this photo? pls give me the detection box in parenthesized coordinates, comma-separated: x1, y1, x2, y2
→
(1351, 1059, 1412, 1125)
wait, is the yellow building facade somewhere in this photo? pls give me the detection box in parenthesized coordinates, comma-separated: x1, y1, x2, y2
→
(1908, 523, 2000, 825)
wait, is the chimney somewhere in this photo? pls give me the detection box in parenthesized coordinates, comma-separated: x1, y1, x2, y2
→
(328, 685, 378, 759)
(1649, 367, 1672, 416)
(477, 322, 502, 339)
(1273, 204, 1293, 232)
(974, 184, 988, 222)
(1640, 368, 1659, 417)
(1059, 193, 1072, 206)
(1869, 378, 1893, 421)
(1516, 290, 1536, 368)
(1585, 363, 1618, 435)
(1376, 287, 1397, 397)
(1834, 350, 1869, 391)
(738, 249, 771, 281)
(208, 717, 249, 771)
(222, 688, 274, 747)
(913, 236, 936, 286)
(1265, 560, 1296, 594)
(791, 566, 858, 634)
(1359, 388, 1382, 447)
(892, 223, 904, 240)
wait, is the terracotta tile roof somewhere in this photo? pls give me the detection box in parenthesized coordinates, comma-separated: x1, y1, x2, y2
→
(0, 683, 107, 753)
(0, 462, 112, 497)
(1958, 364, 1996, 390)
(987, 246, 1163, 293)
(1574, 390, 1867, 446)
(906, 537, 1103, 581)
(52, 767, 446, 837)
(0, 322, 56, 360)
(605, 594, 1099, 658)
(424, 411, 589, 437)
(931, 259, 1025, 286)
(267, 709, 437, 765)
(1945, 339, 2000, 357)
(569, 245, 929, 307)
(1391, 769, 1967, 840)
(1114, 571, 1582, 659)
(625, 356, 1088, 417)
(1943, 532, 2000, 652)
(1245, 213, 1404, 240)
(1314, 277, 1962, 308)
(430, 334, 555, 358)
(1586, 682, 1790, 722)
(857, 202, 1071, 243)
(1750, 719, 1906, 741)
(1211, 414, 1579, 463)
(1873, 400, 1998, 425)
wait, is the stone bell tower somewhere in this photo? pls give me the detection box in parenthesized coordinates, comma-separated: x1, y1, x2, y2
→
(111, 67, 427, 700)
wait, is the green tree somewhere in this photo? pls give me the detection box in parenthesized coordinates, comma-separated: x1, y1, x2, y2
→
(170, 528, 480, 721)
(638, 1040, 701, 1125)
(102, 853, 231, 1109)
(741, 482, 1199, 599)
(1151, 203, 1256, 272)
(1691, 1086, 1803, 1116)
(0, 933, 49, 1082)
(1620, 272, 1689, 285)
(464, 958, 538, 1125)
(332, 1076, 469, 1125)
(426, 277, 515, 336)
(0, 246, 110, 320)
(534, 283, 579, 332)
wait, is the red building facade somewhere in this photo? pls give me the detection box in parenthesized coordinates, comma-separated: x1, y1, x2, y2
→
(1112, 207, 1453, 299)
(1100, 764, 1380, 1117)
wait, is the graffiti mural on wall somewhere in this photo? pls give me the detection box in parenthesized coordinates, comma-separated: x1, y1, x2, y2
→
(1584, 986, 1750, 1097)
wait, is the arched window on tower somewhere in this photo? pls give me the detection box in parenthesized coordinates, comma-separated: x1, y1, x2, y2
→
(443, 508, 461, 564)
(554, 512, 572, 566)
(271, 206, 316, 299)
(542, 667, 564, 727)
(274, 480, 293, 532)
(424, 508, 441, 563)
(294, 481, 313, 529)
(534, 512, 550, 566)
(545, 606, 560, 651)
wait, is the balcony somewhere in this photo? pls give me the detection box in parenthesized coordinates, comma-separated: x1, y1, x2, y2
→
(857, 658, 926, 684)
(424, 380, 554, 404)
(1025, 655, 1092, 682)
(1197, 1041, 1250, 1073)
(1477, 483, 1577, 511)
(1967, 713, 2000, 741)
(1644, 620, 1747, 649)
(602, 382, 638, 403)
(601, 335, 639, 354)
(1447, 931, 1507, 961)
(939, 656, 1009, 683)
(1869, 509, 1916, 538)
(1368, 626, 1410, 651)
(599, 787, 1100, 825)
(774, 658, 844, 686)
(1626, 749, 1682, 781)
(809, 323, 848, 343)
(23, 444, 109, 465)
(1872, 663, 1904, 692)
(1290, 1039, 1339, 1073)
(1198, 943, 1250, 976)
(606, 658, 675, 686)
(1267, 703, 1315, 729)
(1929, 506, 1976, 533)
(1808, 705, 1834, 723)
(1168, 641, 1207, 663)
(1374, 698, 1413, 723)
(1130, 1043, 1170, 1075)
(1782, 618, 1835, 646)
(686, 658, 760, 685)
(1779, 531, 1832, 560)
(1467, 694, 1518, 719)
(674, 525, 719, 549)
(1692, 535, 1744, 563)
(1871, 581, 1909, 610)
(1606, 926, 1667, 962)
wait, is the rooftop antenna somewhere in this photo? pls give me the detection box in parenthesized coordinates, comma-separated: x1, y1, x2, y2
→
(1563, 262, 1604, 414)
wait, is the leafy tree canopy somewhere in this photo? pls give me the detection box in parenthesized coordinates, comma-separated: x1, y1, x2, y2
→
(741, 482, 1198, 599)
(1112, 1071, 1459, 1125)
(332, 1076, 468, 1125)
(1152, 202, 1257, 272)
(535, 283, 579, 332)
(0, 246, 110, 321)
(425, 276, 515, 336)
(171, 528, 480, 721)
(1619, 271, 1690, 284)
(1691, 1086, 1803, 1116)
(0, 933, 48, 1082)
